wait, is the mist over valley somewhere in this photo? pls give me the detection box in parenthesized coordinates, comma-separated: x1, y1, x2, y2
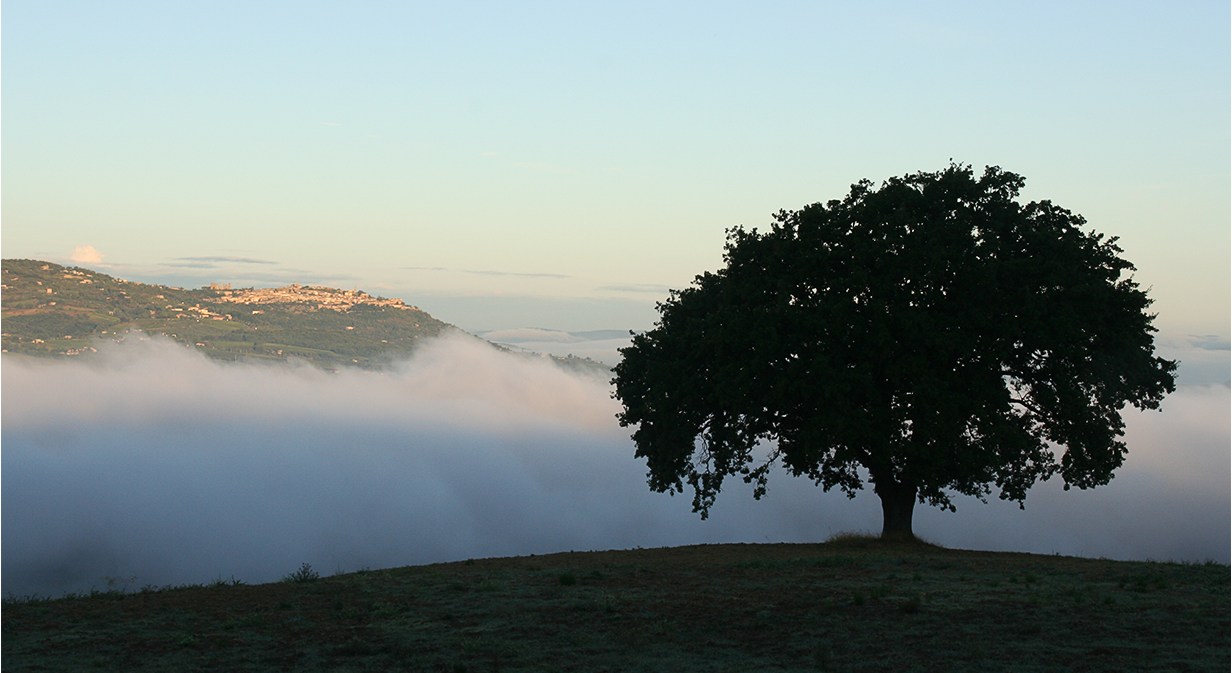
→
(3, 331, 1227, 599)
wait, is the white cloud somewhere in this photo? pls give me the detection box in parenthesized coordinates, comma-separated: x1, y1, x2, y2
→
(69, 245, 104, 264)
(2, 336, 1227, 598)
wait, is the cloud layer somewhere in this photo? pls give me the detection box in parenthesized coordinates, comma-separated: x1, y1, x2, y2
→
(3, 336, 1227, 598)
(69, 245, 104, 264)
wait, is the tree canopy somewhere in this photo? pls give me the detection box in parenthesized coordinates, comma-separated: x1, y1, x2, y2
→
(612, 164, 1178, 538)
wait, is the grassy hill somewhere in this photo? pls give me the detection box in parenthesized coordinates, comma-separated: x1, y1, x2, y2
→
(3, 539, 1227, 672)
(1, 258, 457, 368)
(0, 259, 610, 375)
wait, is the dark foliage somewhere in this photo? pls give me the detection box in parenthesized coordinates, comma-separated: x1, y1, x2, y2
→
(613, 164, 1178, 537)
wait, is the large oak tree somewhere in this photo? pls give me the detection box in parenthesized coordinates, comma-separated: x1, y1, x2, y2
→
(613, 165, 1177, 538)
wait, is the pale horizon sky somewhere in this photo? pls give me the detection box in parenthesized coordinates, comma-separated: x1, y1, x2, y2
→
(3, 1, 1229, 345)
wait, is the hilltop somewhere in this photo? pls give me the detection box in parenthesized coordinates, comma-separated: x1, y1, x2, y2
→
(3, 540, 1227, 672)
(0, 259, 610, 375)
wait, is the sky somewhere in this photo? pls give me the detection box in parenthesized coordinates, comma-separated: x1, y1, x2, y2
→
(1, 3, 1229, 594)
(3, 337, 1227, 598)
(2, 1, 1228, 339)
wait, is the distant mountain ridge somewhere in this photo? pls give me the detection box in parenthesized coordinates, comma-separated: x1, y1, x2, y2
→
(0, 259, 611, 375)
(476, 327, 632, 367)
(480, 327, 630, 344)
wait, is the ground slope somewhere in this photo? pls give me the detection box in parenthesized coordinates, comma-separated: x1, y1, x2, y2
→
(3, 540, 1227, 672)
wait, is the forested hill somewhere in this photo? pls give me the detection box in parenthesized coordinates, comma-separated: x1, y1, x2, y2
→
(0, 259, 607, 374)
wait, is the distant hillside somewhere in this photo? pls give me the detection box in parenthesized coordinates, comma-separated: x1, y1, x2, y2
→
(1, 259, 609, 375)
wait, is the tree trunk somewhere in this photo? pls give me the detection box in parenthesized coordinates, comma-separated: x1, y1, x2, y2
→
(875, 480, 917, 540)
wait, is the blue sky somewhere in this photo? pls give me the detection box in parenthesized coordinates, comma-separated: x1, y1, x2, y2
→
(3, 1, 1228, 342)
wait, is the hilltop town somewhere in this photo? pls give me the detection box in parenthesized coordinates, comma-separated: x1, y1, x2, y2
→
(0, 259, 452, 367)
(0, 259, 613, 377)
(212, 284, 421, 313)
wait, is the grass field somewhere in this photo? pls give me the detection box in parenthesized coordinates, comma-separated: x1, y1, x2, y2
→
(3, 538, 1227, 672)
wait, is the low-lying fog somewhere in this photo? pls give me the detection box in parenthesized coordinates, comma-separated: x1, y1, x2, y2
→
(3, 334, 1228, 598)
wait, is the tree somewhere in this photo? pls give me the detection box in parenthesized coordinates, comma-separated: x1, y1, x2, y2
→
(613, 164, 1177, 539)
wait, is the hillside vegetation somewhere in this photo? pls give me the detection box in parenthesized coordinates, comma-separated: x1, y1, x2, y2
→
(0, 259, 608, 375)
(3, 540, 1227, 672)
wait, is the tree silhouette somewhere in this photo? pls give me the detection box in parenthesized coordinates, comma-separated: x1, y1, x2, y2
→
(613, 165, 1177, 538)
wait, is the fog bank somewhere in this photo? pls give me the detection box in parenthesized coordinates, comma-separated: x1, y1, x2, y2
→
(3, 336, 1227, 598)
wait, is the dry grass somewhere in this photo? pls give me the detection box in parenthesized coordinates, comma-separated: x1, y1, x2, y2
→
(4, 539, 1227, 672)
